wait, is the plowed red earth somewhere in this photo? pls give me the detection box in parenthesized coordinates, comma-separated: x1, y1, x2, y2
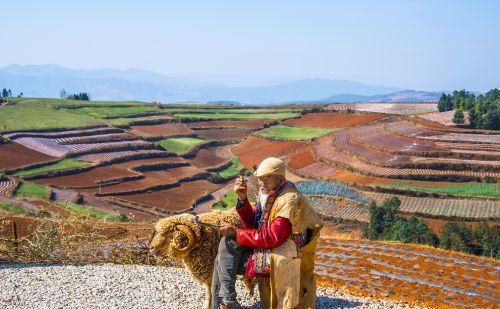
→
(187, 120, 272, 129)
(34, 157, 187, 188)
(187, 145, 233, 168)
(287, 144, 315, 169)
(231, 136, 305, 169)
(31, 200, 76, 217)
(194, 128, 251, 141)
(283, 113, 386, 128)
(316, 238, 499, 308)
(0, 143, 56, 170)
(129, 123, 192, 137)
(118, 180, 222, 211)
(34, 166, 137, 188)
(81, 166, 202, 194)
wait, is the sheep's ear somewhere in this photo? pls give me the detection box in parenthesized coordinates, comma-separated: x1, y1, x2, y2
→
(173, 224, 196, 253)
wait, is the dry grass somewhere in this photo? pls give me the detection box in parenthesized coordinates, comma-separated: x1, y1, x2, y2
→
(0, 215, 181, 267)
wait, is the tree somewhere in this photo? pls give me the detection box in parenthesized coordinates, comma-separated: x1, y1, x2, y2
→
(1, 88, 7, 98)
(439, 222, 473, 253)
(452, 109, 465, 125)
(60, 89, 67, 99)
(8, 89, 12, 97)
(388, 216, 436, 246)
(438, 93, 453, 112)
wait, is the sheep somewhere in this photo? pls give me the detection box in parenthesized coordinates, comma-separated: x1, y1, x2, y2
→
(149, 210, 252, 309)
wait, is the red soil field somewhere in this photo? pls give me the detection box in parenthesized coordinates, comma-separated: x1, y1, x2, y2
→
(283, 113, 386, 128)
(187, 145, 233, 168)
(0, 143, 56, 170)
(231, 136, 306, 169)
(34, 166, 139, 188)
(187, 119, 272, 129)
(128, 123, 192, 137)
(194, 128, 251, 141)
(118, 180, 221, 211)
(287, 144, 315, 169)
(85, 165, 202, 195)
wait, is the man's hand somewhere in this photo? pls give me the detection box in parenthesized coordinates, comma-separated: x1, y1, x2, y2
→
(220, 223, 237, 237)
(234, 175, 247, 201)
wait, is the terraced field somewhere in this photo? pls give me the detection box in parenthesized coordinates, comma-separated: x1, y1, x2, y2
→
(308, 196, 370, 222)
(365, 192, 500, 219)
(316, 238, 500, 308)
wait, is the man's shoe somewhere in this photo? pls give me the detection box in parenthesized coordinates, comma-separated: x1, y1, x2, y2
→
(219, 298, 242, 309)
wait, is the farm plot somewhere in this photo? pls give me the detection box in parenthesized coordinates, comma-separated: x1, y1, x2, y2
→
(314, 135, 500, 180)
(186, 145, 233, 169)
(0, 142, 56, 170)
(231, 136, 305, 170)
(287, 145, 316, 170)
(417, 110, 470, 126)
(87, 165, 202, 195)
(128, 123, 192, 138)
(365, 192, 500, 219)
(351, 123, 440, 152)
(174, 112, 300, 121)
(156, 137, 206, 154)
(332, 130, 410, 163)
(162, 107, 302, 114)
(370, 181, 500, 198)
(315, 238, 500, 308)
(105, 115, 175, 127)
(308, 196, 369, 222)
(186, 119, 273, 129)
(354, 103, 438, 115)
(254, 125, 336, 141)
(0, 179, 15, 196)
(14, 159, 91, 177)
(0, 103, 104, 132)
(76, 149, 168, 163)
(282, 113, 386, 128)
(297, 181, 367, 202)
(420, 132, 500, 144)
(323, 103, 361, 111)
(194, 128, 252, 141)
(33, 165, 138, 188)
(65, 106, 168, 119)
(12, 136, 150, 157)
(118, 180, 222, 212)
(3, 127, 122, 140)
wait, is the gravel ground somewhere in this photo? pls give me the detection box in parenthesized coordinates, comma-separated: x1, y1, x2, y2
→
(0, 263, 422, 308)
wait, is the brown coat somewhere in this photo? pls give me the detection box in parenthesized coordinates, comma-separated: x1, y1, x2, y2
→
(261, 185, 323, 309)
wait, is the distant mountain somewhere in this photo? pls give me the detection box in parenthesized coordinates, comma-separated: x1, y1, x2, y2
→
(323, 90, 442, 103)
(0, 64, 437, 104)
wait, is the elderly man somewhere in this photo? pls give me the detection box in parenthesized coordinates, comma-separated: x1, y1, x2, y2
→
(211, 157, 323, 309)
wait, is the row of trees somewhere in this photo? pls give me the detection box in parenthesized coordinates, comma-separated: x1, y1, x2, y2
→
(364, 197, 499, 259)
(2, 88, 23, 98)
(438, 88, 500, 130)
(60, 89, 91, 101)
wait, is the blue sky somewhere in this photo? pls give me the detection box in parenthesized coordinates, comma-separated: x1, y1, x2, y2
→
(1, 0, 499, 91)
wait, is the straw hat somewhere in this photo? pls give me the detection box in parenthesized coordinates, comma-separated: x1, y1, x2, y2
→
(254, 157, 285, 177)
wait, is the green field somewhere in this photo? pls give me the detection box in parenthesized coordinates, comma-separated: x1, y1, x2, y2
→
(0, 201, 35, 216)
(14, 182, 49, 199)
(56, 202, 121, 221)
(14, 159, 91, 177)
(156, 137, 206, 154)
(163, 108, 302, 114)
(0, 103, 103, 132)
(212, 190, 239, 210)
(372, 182, 500, 198)
(174, 112, 300, 121)
(255, 125, 337, 140)
(66, 106, 167, 118)
(13, 98, 148, 108)
(218, 157, 246, 179)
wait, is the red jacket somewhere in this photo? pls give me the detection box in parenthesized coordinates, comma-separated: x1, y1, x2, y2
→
(235, 199, 292, 277)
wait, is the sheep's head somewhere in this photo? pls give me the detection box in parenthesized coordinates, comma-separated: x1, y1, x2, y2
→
(149, 214, 202, 259)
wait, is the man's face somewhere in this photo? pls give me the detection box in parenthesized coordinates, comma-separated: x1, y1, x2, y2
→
(258, 174, 283, 193)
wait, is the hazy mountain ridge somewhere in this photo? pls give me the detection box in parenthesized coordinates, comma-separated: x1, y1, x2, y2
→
(0, 64, 440, 104)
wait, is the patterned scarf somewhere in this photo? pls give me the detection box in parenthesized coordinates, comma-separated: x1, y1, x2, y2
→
(252, 180, 294, 274)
